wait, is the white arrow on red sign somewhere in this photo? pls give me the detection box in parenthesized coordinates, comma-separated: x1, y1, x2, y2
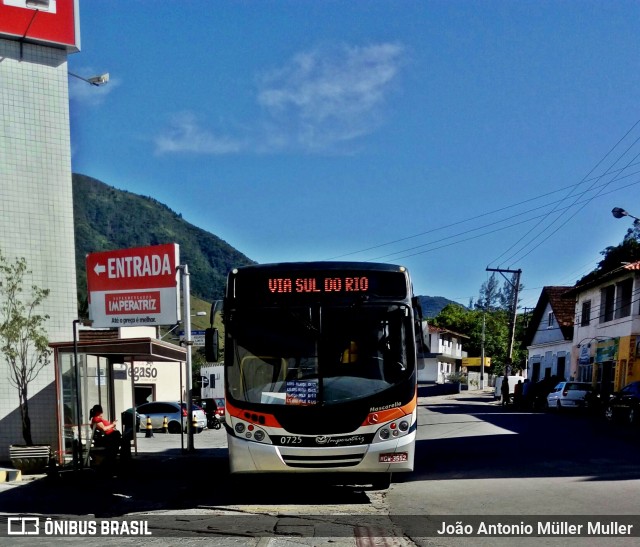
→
(94, 263, 106, 276)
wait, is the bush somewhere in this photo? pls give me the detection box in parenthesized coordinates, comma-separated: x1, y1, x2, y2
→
(447, 372, 467, 384)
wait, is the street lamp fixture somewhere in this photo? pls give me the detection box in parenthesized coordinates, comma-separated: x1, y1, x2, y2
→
(68, 72, 110, 86)
(612, 207, 640, 224)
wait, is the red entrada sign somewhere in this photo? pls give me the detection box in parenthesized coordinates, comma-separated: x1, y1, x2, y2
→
(86, 244, 180, 328)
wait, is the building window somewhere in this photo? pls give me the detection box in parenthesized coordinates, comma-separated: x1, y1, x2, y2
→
(615, 278, 633, 319)
(599, 279, 634, 323)
(581, 300, 591, 326)
(579, 364, 592, 383)
(600, 285, 616, 323)
(547, 312, 555, 328)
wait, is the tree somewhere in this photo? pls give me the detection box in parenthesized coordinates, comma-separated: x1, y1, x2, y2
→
(498, 273, 524, 311)
(576, 238, 640, 286)
(475, 273, 501, 311)
(432, 302, 528, 376)
(0, 253, 51, 446)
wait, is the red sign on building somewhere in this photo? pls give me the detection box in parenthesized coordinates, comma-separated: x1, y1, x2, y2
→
(0, 0, 80, 51)
(86, 244, 180, 328)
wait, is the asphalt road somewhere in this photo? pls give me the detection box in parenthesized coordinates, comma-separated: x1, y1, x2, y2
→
(1, 387, 639, 546)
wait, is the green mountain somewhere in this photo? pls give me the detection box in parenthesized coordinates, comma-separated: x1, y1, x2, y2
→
(73, 173, 456, 318)
(72, 173, 255, 308)
(418, 295, 463, 319)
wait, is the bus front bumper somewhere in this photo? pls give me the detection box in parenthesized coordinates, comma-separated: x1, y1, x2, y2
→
(228, 432, 415, 474)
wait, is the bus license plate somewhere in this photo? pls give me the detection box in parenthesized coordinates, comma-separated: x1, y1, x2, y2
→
(379, 452, 408, 463)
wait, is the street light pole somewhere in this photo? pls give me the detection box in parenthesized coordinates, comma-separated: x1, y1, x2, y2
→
(68, 72, 110, 86)
(612, 207, 640, 226)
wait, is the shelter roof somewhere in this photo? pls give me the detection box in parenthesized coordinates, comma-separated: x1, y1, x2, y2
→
(49, 337, 186, 363)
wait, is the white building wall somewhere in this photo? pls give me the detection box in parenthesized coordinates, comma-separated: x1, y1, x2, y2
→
(0, 39, 77, 459)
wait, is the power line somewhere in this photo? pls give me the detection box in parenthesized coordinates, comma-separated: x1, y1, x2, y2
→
(365, 178, 640, 262)
(324, 161, 640, 261)
(490, 117, 640, 267)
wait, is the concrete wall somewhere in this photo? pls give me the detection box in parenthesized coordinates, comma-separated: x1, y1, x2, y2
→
(0, 39, 77, 460)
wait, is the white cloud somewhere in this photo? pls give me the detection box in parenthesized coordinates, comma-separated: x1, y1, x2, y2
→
(154, 112, 244, 155)
(257, 42, 405, 151)
(154, 42, 405, 155)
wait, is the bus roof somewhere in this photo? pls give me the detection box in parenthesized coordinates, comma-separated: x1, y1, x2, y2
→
(230, 261, 408, 274)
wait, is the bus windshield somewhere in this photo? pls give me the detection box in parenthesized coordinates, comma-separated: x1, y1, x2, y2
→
(226, 304, 412, 406)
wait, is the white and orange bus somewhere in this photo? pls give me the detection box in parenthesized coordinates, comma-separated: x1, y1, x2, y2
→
(209, 261, 424, 488)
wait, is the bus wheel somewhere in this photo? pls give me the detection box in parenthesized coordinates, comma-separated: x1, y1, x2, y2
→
(371, 473, 391, 490)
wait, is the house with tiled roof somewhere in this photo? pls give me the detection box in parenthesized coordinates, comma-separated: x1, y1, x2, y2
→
(524, 286, 574, 382)
(418, 326, 468, 383)
(563, 261, 640, 395)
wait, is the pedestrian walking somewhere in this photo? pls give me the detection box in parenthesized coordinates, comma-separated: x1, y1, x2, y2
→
(501, 374, 510, 406)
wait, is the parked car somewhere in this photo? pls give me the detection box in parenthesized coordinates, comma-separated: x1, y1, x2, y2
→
(131, 401, 206, 433)
(546, 381, 593, 410)
(605, 381, 640, 425)
(531, 376, 563, 410)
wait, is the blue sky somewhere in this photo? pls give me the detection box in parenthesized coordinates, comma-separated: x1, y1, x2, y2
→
(69, 1, 640, 309)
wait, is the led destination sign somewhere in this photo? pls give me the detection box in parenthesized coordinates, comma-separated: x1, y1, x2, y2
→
(268, 276, 369, 294)
(233, 268, 408, 302)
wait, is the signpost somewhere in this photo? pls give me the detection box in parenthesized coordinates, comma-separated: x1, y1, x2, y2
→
(180, 330, 206, 347)
(86, 243, 180, 328)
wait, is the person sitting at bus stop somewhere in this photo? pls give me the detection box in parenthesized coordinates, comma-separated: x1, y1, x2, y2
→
(90, 404, 122, 464)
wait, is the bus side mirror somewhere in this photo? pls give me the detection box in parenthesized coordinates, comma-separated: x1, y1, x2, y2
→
(205, 328, 219, 362)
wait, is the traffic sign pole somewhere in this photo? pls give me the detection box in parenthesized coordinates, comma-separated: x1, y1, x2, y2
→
(179, 264, 195, 452)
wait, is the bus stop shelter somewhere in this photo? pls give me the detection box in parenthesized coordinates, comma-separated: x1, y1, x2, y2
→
(50, 335, 187, 467)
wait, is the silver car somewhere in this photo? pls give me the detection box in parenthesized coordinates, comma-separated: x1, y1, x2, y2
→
(133, 401, 207, 433)
(546, 382, 593, 410)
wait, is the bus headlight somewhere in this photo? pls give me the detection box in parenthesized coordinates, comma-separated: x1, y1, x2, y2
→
(374, 418, 412, 442)
(235, 423, 245, 434)
(254, 430, 265, 442)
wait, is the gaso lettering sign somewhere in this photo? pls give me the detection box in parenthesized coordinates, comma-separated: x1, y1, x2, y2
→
(86, 244, 180, 328)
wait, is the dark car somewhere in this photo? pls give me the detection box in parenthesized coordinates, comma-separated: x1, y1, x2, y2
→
(214, 398, 225, 418)
(531, 375, 563, 410)
(605, 381, 640, 425)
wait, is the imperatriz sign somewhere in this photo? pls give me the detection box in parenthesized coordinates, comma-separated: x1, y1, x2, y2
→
(86, 244, 180, 328)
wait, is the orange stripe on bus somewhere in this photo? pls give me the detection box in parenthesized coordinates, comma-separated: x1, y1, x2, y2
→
(226, 400, 282, 428)
(361, 393, 417, 426)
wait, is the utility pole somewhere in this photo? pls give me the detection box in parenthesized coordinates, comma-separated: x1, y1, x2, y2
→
(486, 267, 522, 375)
(480, 312, 486, 389)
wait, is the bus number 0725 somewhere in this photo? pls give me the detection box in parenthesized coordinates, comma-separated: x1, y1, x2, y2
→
(280, 436, 302, 444)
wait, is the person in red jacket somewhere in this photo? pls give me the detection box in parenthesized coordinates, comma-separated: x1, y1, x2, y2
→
(90, 404, 122, 462)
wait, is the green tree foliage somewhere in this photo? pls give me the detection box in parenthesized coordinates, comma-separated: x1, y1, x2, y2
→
(576, 238, 640, 286)
(432, 303, 527, 375)
(475, 273, 501, 310)
(0, 253, 51, 445)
